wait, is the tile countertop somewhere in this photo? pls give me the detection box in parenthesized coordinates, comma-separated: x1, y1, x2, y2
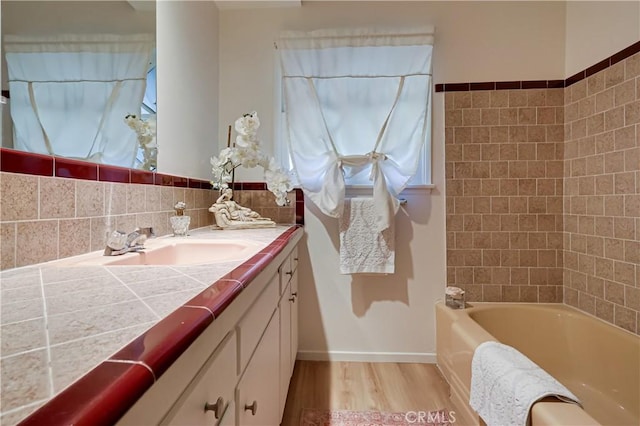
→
(0, 225, 302, 426)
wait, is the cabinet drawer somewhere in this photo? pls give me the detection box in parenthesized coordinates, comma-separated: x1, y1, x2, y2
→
(162, 331, 237, 426)
(237, 273, 279, 372)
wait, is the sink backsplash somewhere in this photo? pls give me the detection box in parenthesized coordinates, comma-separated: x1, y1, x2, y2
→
(0, 149, 302, 271)
(0, 171, 216, 270)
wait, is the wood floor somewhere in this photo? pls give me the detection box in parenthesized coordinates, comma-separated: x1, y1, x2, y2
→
(280, 361, 455, 426)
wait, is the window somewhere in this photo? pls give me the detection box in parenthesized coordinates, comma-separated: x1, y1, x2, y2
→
(276, 28, 434, 225)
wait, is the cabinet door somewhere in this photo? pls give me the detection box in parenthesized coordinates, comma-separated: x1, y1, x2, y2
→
(217, 400, 235, 426)
(237, 311, 280, 426)
(279, 287, 292, 422)
(289, 269, 299, 376)
(162, 331, 237, 426)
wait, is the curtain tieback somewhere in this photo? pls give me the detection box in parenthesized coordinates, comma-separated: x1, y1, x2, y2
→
(368, 151, 386, 180)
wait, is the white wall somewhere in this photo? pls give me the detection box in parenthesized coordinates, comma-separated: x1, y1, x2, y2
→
(156, 1, 219, 180)
(218, 1, 565, 361)
(565, 1, 640, 77)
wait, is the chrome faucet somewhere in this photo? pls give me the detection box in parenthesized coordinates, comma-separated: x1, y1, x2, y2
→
(104, 227, 155, 256)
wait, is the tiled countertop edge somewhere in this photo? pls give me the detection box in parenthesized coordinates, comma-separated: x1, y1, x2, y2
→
(18, 225, 303, 426)
(435, 39, 640, 92)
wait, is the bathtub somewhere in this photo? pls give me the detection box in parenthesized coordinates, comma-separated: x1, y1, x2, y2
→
(436, 302, 640, 426)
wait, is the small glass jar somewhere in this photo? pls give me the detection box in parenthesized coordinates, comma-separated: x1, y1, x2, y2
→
(170, 215, 190, 237)
(445, 287, 465, 309)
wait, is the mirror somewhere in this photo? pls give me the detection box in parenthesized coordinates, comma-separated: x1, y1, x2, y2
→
(1, 0, 156, 170)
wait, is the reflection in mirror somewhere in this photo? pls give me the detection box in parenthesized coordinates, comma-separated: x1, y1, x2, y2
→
(1, 0, 156, 170)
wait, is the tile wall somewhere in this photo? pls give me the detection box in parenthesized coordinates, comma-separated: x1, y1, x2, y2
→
(443, 45, 639, 335)
(444, 88, 565, 303)
(562, 52, 639, 333)
(0, 172, 216, 270)
(0, 173, 300, 271)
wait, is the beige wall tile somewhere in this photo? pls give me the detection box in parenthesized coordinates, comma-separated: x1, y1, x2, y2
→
(160, 186, 174, 211)
(58, 219, 91, 259)
(90, 216, 113, 252)
(1, 223, 16, 270)
(472, 91, 491, 108)
(16, 221, 58, 267)
(1, 172, 38, 221)
(76, 180, 105, 218)
(39, 177, 75, 219)
(625, 53, 640, 78)
(509, 91, 527, 107)
(625, 100, 640, 125)
(595, 87, 614, 112)
(614, 305, 637, 333)
(605, 61, 625, 88)
(105, 183, 127, 216)
(144, 185, 162, 213)
(127, 184, 146, 213)
(490, 91, 508, 107)
(528, 90, 546, 107)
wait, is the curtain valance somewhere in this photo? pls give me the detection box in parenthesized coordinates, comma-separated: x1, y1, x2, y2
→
(278, 27, 434, 231)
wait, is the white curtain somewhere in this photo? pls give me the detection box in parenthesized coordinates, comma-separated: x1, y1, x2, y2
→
(278, 27, 433, 232)
(4, 34, 154, 167)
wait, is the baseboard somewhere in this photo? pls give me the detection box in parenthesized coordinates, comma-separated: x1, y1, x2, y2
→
(296, 350, 437, 363)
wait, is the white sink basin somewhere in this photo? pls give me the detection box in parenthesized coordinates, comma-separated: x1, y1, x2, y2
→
(59, 239, 264, 267)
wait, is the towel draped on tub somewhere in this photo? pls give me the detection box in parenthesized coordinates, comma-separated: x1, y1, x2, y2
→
(469, 341, 581, 426)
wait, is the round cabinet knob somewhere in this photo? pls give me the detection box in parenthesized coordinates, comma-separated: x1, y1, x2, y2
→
(245, 400, 258, 416)
(204, 396, 224, 419)
(291, 292, 298, 297)
(286, 271, 293, 276)
(289, 296, 296, 303)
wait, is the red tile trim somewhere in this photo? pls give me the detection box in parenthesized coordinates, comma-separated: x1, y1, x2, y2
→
(565, 70, 585, 87)
(435, 39, 639, 92)
(495, 81, 521, 90)
(130, 169, 154, 185)
(585, 58, 611, 77)
(19, 362, 154, 426)
(547, 80, 565, 89)
(98, 164, 131, 183)
(0, 148, 53, 176)
(187, 178, 201, 189)
(154, 173, 173, 186)
(110, 307, 213, 378)
(55, 157, 98, 180)
(173, 176, 188, 187)
(521, 80, 548, 89)
(186, 280, 244, 318)
(611, 40, 640, 65)
(242, 182, 268, 190)
(469, 82, 495, 91)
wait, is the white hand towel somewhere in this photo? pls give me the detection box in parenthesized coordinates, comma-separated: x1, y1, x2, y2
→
(338, 197, 395, 274)
(469, 341, 581, 426)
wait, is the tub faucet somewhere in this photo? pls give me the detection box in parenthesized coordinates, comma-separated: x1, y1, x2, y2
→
(104, 227, 155, 256)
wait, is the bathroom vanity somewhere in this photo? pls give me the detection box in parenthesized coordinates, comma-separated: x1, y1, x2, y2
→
(121, 232, 300, 426)
(6, 225, 302, 426)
